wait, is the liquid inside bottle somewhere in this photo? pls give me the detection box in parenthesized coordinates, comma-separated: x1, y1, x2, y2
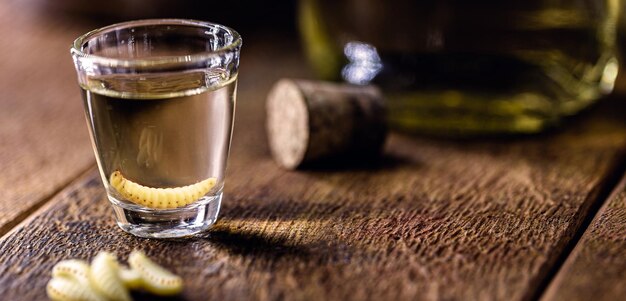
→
(300, 0, 619, 135)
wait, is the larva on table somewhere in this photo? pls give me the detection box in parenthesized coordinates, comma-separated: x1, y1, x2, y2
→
(47, 277, 105, 301)
(118, 267, 143, 289)
(51, 259, 91, 286)
(89, 252, 131, 301)
(128, 250, 183, 296)
(109, 170, 217, 209)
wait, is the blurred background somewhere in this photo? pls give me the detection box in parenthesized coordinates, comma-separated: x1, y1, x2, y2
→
(36, 0, 298, 37)
(7, 0, 626, 137)
(33, 0, 626, 135)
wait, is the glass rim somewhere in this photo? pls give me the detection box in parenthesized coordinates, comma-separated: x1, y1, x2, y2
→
(71, 18, 242, 68)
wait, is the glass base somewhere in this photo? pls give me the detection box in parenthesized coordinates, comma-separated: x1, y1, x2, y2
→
(109, 192, 222, 238)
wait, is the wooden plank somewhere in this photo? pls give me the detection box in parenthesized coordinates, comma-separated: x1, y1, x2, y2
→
(2, 35, 626, 300)
(541, 175, 626, 301)
(0, 1, 94, 234)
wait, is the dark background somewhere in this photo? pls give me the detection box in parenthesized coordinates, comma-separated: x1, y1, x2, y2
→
(31, 0, 626, 92)
(36, 0, 299, 37)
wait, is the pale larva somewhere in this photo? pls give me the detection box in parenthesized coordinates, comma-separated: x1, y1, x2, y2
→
(89, 252, 131, 301)
(118, 267, 143, 289)
(51, 259, 91, 286)
(128, 250, 183, 296)
(47, 277, 105, 301)
(109, 171, 217, 209)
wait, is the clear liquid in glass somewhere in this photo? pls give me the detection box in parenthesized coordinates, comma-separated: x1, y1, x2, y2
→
(80, 69, 236, 236)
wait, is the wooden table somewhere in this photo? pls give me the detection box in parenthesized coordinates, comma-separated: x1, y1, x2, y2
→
(2, 2, 626, 300)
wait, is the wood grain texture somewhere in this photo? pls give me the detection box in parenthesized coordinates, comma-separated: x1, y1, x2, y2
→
(2, 33, 626, 300)
(541, 176, 626, 301)
(3, 1, 626, 299)
(0, 1, 94, 234)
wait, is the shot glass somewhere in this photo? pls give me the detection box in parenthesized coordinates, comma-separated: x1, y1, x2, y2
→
(70, 19, 241, 238)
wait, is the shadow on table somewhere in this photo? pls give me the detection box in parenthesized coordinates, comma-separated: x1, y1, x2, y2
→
(202, 225, 355, 267)
(297, 151, 419, 173)
(203, 228, 313, 261)
(132, 291, 189, 301)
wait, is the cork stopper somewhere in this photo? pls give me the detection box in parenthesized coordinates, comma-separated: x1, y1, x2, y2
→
(266, 79, 387, 169)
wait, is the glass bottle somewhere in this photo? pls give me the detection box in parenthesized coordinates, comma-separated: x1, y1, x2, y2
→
(299, 0, 619, 135)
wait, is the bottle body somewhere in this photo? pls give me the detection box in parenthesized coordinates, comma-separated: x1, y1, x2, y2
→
(300, 0, 619, 135)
